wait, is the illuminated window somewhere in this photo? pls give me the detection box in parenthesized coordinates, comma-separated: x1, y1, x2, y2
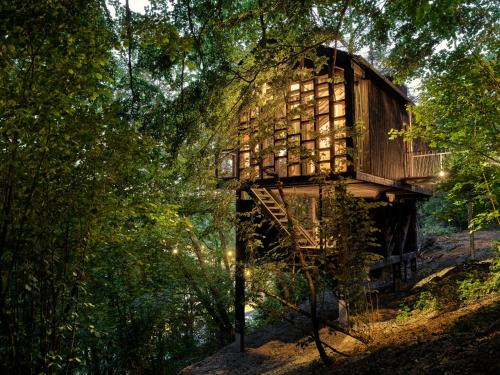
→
(290, 82, 300, 91)
(220, 154, 235, 177)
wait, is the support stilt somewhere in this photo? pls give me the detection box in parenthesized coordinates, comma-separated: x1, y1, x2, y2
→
(235, 194, 246, 352)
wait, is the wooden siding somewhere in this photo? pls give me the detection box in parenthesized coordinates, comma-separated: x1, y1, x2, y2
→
(366, 78, 407, 181)
(354, 78, 370, 172)
(218, 49, 433, 184)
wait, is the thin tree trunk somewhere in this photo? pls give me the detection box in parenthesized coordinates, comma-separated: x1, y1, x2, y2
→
(276, 182, 330, 364)
(467, 202, 475, 260)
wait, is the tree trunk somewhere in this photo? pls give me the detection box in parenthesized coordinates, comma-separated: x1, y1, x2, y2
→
(276, 182, 330, 364)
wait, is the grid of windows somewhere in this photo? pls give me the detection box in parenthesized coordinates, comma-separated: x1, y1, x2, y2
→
(236, 70, 348, 180)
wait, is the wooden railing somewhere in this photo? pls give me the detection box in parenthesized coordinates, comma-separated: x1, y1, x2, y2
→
(406, 150, 449, 179)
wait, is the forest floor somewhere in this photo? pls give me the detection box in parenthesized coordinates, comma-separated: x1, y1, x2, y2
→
(182, 228, 500, 375)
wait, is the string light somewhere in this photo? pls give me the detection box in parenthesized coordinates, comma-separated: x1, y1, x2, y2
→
(438, 170, 447, 178)
(227, 250, 233, 257)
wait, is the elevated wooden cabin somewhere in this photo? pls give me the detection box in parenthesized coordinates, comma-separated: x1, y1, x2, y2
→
(221, 48, 443, 350)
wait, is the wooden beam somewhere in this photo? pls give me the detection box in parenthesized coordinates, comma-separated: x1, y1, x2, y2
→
(355, 171, 432, 196)
(235, 193, 246, 352)
(370, 252, 417, 270)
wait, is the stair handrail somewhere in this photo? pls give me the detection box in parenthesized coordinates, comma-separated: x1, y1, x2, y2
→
(249, 188, 291, 237)
(249, 187, 318, 248)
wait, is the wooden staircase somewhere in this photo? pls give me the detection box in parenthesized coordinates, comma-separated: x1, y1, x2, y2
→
(248, 187, 319, 253)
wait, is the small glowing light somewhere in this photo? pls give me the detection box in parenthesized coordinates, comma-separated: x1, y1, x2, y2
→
(245, 269, 251, 277)
(227, 250, 233, 257)
(438, 170, 447, 178)
(172, 248, 178, 255)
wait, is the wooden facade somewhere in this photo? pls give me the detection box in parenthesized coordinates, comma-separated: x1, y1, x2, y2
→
(223, 48, 442, 351)
(219, 48, 440, 186)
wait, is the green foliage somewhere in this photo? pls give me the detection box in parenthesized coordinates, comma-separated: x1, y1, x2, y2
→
(379, 0, 500, 231)
(396, 304, 411, 321)
(417, 193, 464, 238)
(1, 0, 498, 372)
(396, 291, 438, 321)
(489, 241, 500, 291)
(457, 244, 500, 301)
(414, 291, 438, 312)
(322, 180, 384, 308)
(457, 277, 487, 301)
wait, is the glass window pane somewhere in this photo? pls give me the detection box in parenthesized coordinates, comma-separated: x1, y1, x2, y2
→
(302, 122, 315, 141)
(275, 129, 287, 139)
(289, 120, 301, 134)
(288, 164, 300, 176)
(303, 160, 315, 175)
(334, 118, 346, 138)
(317, 83, 329, 97)
(303, 80, 314, 91)
(240, 133, 250, 150)
(332, 102, 345, 117)
(289, 103, 300, 119)
(276, 157, 287, 177)
(318, 115, 329, 135)
(288, 135, 300, 163)
(302, 92, 314, 104)
(302, 141, 315, 160)
(263, 153, 274, 167)
(301, 106, 314, 121)
(335, 140, 346, 154)
(239, 152, 250, 168)
(335, 156, 347, 172)
(251, 165, 260, 178)
(317, 98, 329, 114)
(319, 136, 330, 148)
(319, 149, 330, 161)
(275, 140, 286, 157)
(333, 70, 344, 84)
(320, 162, 330, 172)
(288, 91, 300, 102)
(333, 84, 345, 100)
(220, 154, 235, 177)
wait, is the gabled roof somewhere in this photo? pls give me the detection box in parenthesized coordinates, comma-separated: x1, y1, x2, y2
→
(351, 54, 413, 104)
(317, 46, 412, 104)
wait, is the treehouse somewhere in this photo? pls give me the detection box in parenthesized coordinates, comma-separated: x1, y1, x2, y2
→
(218, 47, 443, 350)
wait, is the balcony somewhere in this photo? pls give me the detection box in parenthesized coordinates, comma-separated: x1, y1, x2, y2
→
(405, 150, 449, 183)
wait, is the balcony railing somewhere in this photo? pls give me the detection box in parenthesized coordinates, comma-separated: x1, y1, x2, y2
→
(406, 150, 449, 179)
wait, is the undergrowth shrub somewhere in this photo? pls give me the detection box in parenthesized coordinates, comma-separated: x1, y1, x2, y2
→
(458, 243, 500, 301)
(396, 304, 411, 321)
(414, 291, 438, 312)
(457, 277, 485, 300)
(417, 194, 465, 240)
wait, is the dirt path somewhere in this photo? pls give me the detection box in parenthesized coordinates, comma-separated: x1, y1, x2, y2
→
(182, 229, 499, 375)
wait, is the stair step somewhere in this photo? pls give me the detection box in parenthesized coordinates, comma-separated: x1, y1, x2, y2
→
(254, 190, 268, 195)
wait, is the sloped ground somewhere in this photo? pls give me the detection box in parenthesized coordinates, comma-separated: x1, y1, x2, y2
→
(182, 229, 499, 375)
